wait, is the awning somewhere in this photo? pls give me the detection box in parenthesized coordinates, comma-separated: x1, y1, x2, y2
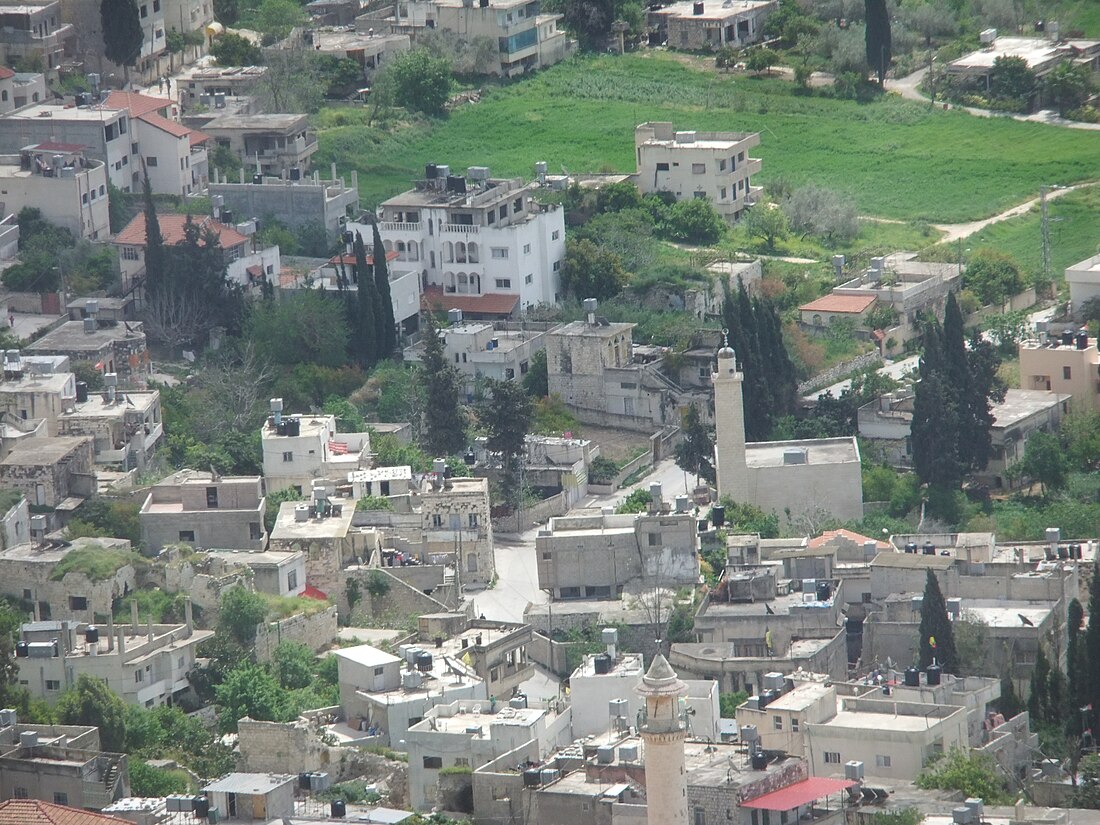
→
(302, 584, 328, 601)
(741, 778, 855, 811)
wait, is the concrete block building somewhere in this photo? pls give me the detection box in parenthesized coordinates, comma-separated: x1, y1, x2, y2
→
(139, 469, 266, 552)
(634, 122, 761, 222)
(206, 550, 306, 597)
(202, 773, 295, 821)
(200, 113, 318, 178)
(650, 0, 775, 51)
(260, 410, 371, 494)
(713, 343, 862, 526)
(0, 0, 72, 72)
(0, 144, 109, 240)
(375, 165, 565, 314)
(24, 322, 149, 388)
(0, 436, 95, 509)
(1020, 331, 1100, 409)
(0, 738, 129, 811)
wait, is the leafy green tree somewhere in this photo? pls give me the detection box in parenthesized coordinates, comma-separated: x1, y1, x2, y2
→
(372, 222, 397, 356)
(380, 49, 452, 116)
(918, 569, 958, 674)
(615, 489, 652, 514)
(1045, 62, 1093, 117)
(272, 642, 315, 690)
(716, 497, 780, 538)
(264, 488, 303, 533)
(864, 0, 891, 86)
(479, 378, 534, 507)
(253, 0, 306, 39)
(740, 204, 788, 252)
(916, 748, 1010, 803)
(745, 47, 778, 75)
(130, 761, 191, 796)
(674, 404, 714, 485)
(218, 587, 268, 647)
(1074, 755, 1100, 809)
(763, 0, 818, 46)
(560, 238, 626, 301)
(522, 349, 548, 397)
(57, 674, 128, 752)
(420, 312, 467, 456)
(595, 181, 643, 214)
(1013, 431, 1067, 494)
(1028, 645, 1052, 722)
(213, 0, 239, 24)
(215, 663, 294, 732)
(997, 675, 1023, 720)
(557, 0, 615, 50)
(781, 185, 859, 243)
(100, 0, 143, 84)
(965, 249, 1024, 306)
(663, 199, 725, 245)
(249, 290, 351, 369)
(1085, 561, 1100, 734)
(989, 55, 1035, 107)
(719, 690, 748, 717)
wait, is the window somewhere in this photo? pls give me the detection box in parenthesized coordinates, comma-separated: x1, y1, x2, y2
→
(454, 757, 470, 767)
(553, 260, 561, 271)
(525, 273, 533, 284)
(491, 247, 508, 259)
(694, 808, 707, 825)
(135, 670, 144, 683)
(469, 513, 478, 528)
(53, 793, 68, 805)
(824, 752, 841, 764)
(791, 717, 799, 732)
(287, 570, 298, 591)
(862, 592, 872, 604)
(250, 522, 262, 540)
(432, 514, 443, 527)
(21, 590, 30, 601)
(542, 551, 552, 560)
(648, 532, 660, 546)
(146, 156, 158, 167)
(513, 198, 522, 212)
(140, 3, 147, 16)
(656, 162, 670, 171)
(876, 754, 892, 768)
(523, 243, 531, 254)
(206, 486, 219, 508)
(178, 530, 195, 542)
(44, 680, 60, 691)
(720, 188, 727, 200)
(719, 159, 727, 171)
(773, 715, 783, 731)
(552, 230, 560, 240)
(423, 756, 443, 769)
(13, 788, 26, 799)
(490, 667, 499, 681)
(282, 451, 293, 462)
(692, 163, 706, 174)
(69, 596, 88, 611)
(495, 278, 511, 289)
(1064, 366, 1072, 380)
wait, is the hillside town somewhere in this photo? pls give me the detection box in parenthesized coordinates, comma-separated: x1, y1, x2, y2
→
(0, 1, 1095, 824)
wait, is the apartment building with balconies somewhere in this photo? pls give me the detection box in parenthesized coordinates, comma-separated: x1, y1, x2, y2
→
(634, 121, 762, 222)
(201, 113, 318, 178)
(0, 144, 110, 240)
(377, 165, 565, 315)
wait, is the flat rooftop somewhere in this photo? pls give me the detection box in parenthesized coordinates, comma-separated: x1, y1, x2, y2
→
(744, 437, 860, 468)
(203, 113, 308, 131)
(63, 391, 158, 419)
(958, 601, 1052, 628)
(549, 320, 634, 338)
(205, 550, 299, 567)
(701, 588, 833, 617)
(0, 435, 88, 465)
(312, 29, 408, 51)
(949, 37, 1087, 72)
(419, 706, 545, 736)
(349, 466, 412, 483)
(270, 502, 354, 539)
(573, 652, 643, 679)
(26, 321, 142, 353)
(655, 0, 774, 21)
(204, 773, 295, 795)
(381, 178, 528, 209)
(992, 389, 1069, 429)
(0, 372, 73, 395)
(335, 644, 401, 669)
(821, 708, 956, 732)
(764, 681, 833, 712)
(2, 103, 123, 122)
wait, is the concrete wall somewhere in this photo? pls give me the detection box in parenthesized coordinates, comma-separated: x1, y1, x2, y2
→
(253, 605, 338, 662)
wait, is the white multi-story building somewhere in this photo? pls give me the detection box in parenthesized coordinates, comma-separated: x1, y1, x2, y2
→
(260, 409, 370, 494)
(103, 91, 208, 196)
(634, 121, 761, 222)
(0, 144, 109, 240)
(374, 165, 565, 316)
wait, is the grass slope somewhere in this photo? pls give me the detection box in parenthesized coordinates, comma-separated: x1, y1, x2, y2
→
(961, 185, 1100, 281)
(316, 53, 1100, 223)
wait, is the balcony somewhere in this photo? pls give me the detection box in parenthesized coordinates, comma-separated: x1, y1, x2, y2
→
(425, 529, 481, 544)
(442, 223, 479, 235)
(381, 221, 421, 232)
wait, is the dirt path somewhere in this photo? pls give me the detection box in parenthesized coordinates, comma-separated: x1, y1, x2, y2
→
(931, 183, 1093, 243)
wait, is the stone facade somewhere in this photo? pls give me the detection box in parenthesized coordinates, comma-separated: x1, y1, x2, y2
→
(140, 470, 266, 552)
(0, 436, 95, 507)
(253, 605, 338, 662)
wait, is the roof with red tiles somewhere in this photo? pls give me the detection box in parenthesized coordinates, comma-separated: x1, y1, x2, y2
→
(807, 528, 891, 552)
(102, 90, 169, 118)
(113, 213, 250, 249)
(0, 800, 134, 825)
(421, 285, 518, 316)
(0, 67, 14, 80)
(328, 251, 400, 266)
(799, 294, 877, 314)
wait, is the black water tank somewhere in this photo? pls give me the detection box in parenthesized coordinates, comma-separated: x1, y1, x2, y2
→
(711, 505, 725, 527)
(904, 542, 917, 554)
(926, 664, 942, 686)
(523, 768, 541, 788)
(75, 381, 88, 403)
(85, 626, 99, 644)
(464, 449, 476, 465)
(594, 654, 612, 674)
(1058, 545, 1069, 560)
(922, 542, 936, 555)
(426, 163, 438, 179)
(222, 209, 233, 225)
(416, 652, 433, 672)
(299, 772, 312, 790)
(286, 419, 300, 437)
(330, 799, 347, 818)
(751, 751, 767, 770)
(192, 797, 209, 817)
(816, 581, 831, 602)
(15, 641, 27, 658)
(1062, 329, 1075, 346)
(1077, 332, 1089, 350)
(252, 173, 263, 184)
(904, 666, 920, 687)
(290, 167, 302, 181)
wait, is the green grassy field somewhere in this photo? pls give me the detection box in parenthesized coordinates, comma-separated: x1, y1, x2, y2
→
(315, 53, 1100, 222)
(959, 185, 1100, 282)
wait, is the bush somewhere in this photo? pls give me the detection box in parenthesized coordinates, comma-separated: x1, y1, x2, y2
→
(662, 199, 725, 245)
(589, 456, 619, 484)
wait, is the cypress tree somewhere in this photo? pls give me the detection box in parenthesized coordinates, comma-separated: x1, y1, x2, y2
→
(352, 232, 377, 368)
(1084, 564, 1100, 732)
(141, 168, 166, 298)
(1029, 646, 1051, 723)
(100, 0, 143, 86)
(372, 222, 397, 355)
(420, 310, 467, 456)
(864, 0, 892, 87)
(918, 569, 959, 674)
(1069, 598, 1085, 724)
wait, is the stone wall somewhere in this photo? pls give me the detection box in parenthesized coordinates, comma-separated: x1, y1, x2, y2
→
(344, 566, 465, 625)
(797, 351, 883, 395)
(254, 605, 338, 662)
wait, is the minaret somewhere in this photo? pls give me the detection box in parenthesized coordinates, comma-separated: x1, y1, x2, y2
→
(713, 334, 748, 503)
(636, 654, 689, 825)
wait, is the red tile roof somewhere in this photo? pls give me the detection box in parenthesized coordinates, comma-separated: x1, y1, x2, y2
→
(0, 67, 14, 80)
(103, 90, 169, 118)
(799, 293, 876, 314)
(137, 110, 192, 139)
(741, 778, 855, 811)
(113, 213, 250, 249)
(189, 129, 210, 146)
(329, 251, 400, 266)
(26, 142, 87, 153)
(421, 286, 518, 316)
(0, 800, 134, 825)
(808, 528, 891, 552)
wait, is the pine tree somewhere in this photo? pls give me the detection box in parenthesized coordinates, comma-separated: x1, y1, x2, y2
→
(918, 569, 959, 673)
(864, 0, 891, 86)
(1069, 597, 1085, 729)
(420, 311, 467, 456)
(674, 403, 715, 485)
(372, 222, 397, 356)
(100, 0, 144, 85)
(351, 232, 377, 368)
(998, 676, 1023, 719)
(1029, 646, 1051, 723)
(142, 168, 166, 298)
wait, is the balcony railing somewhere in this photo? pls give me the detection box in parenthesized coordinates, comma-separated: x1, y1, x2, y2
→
(442, 223, 479, 234)
(381, 221, 420, 232)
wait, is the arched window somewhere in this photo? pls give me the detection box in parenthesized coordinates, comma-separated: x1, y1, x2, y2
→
(813, 314, 823, 326)
(458, 273, 469, 293)
(467, 242, 479, 263)
(443, 241, 453, 263)
(455, 242, 467, 264)
(407, 241, 419, 261)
